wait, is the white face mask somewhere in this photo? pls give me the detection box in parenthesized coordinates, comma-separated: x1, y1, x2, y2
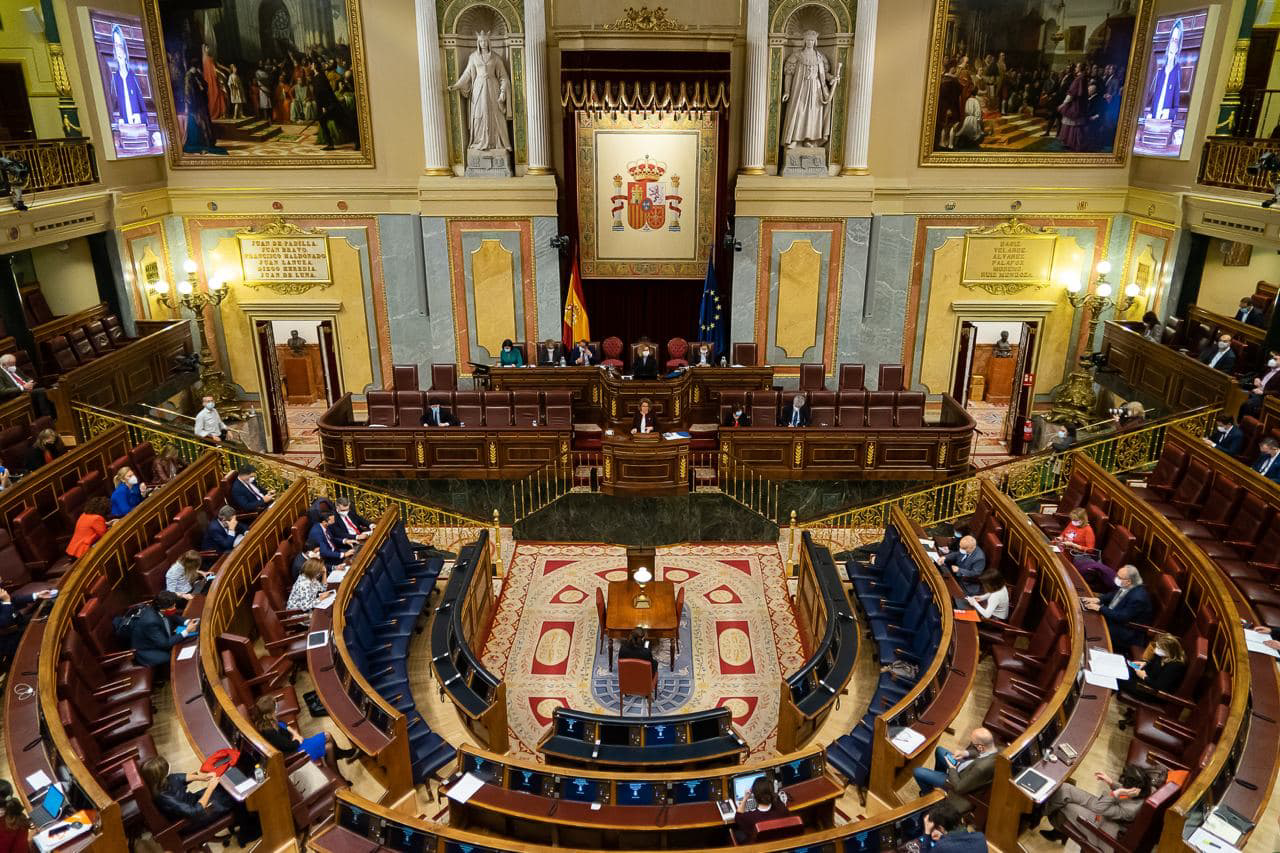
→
(204, 402, 216, 411)
(1153, 648, 1167, 657)
(1218, 342, 1230, 351)
(1057, 431, 1067, 439)
(127, 476, 138, 485)
(1115, 576, 1126, 588)
(1269, 360, 1277, 369)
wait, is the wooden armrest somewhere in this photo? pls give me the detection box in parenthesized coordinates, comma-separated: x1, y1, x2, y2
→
(264, 637, 302, 653)
(997, 624, 1032, 638)
(1153, 718, 1196, 740)
(243, 671, 286, 690)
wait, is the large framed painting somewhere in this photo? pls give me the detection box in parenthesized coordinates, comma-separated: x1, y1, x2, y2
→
(575, 112, 718, 279)
(1133, 8, 1211, 160)
(140, 0, 373, 168)
(920, 0, 1154, 167)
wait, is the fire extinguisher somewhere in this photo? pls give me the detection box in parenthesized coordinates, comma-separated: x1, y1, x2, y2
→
(1022, 419, 1034, 446)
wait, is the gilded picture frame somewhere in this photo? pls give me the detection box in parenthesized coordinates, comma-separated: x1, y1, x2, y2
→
(140, 0, 374, 169)
(919, 0, 1154, 167)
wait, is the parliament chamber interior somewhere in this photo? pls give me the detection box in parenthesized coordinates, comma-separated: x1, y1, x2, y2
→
(1, 0, 1280, 851)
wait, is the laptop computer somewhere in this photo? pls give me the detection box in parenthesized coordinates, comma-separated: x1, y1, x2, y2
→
(28, 784, 66, 826)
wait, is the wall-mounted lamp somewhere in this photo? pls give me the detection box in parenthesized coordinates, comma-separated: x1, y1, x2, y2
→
(153, 257, 237, 411)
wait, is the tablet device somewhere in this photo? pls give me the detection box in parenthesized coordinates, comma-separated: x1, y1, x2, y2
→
(731, 771, 767, 803)
(306, 630, 330, 650)
(28, 784, 65, 826)
(1014, 768, 1056, 802)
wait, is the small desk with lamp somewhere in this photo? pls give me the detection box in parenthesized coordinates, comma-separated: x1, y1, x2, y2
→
(605, 564, 678, 669)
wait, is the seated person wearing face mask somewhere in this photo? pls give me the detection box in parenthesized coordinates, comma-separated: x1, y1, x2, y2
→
(1049, 423, 1075, 452)
(1235, 297, 1265, 328)
(309, 510, 356, 566)
(1038, 763, 1153, 843)
(571, 340, 596, 366)
(780, 394, 809, 428)
(421, 399, 458, 427)
(933, 534, 986, 595)
(632, 345, 659, 380)
(724, 405, 750, 428)
(691, 344, 714, 367)
(1253, 436, 1280, 483)
(109, 466, 150, 517)
(1240, 350, 1280, 419)
(498, 339, 524, 367)
(1052, 508, 1096, 555)
(1198, 334, 1236, 373)
(194, 395, 230, 443)
(329, 496, 371, 546)
(1205, 414, 1244, 456)
(537, 338, 564, 366)
(1082, 565, 1152, 651)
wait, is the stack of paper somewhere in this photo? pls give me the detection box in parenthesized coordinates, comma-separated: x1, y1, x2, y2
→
(1187, 827, 1242, 852)
(446, 772, 485, 804)
(890, 727, 926, 754)
(1244, 630, 1279, 659)
(1082, 648, 1129, 690)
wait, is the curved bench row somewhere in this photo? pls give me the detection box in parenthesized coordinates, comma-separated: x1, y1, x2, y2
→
(776, 536, 857, 754)
(428, 530, 508, 752)
(538, 706, 746, 769)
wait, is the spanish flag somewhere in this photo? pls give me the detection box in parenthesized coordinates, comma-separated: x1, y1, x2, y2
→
(562, 255, 590, 348)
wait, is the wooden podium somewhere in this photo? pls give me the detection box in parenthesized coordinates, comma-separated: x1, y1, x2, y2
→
(600, 432, 689, 496)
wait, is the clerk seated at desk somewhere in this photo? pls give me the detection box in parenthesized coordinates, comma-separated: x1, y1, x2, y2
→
(632, 344, 659, 379)
(421, 400, 458, 427)
(631, 399, 657, 435)
(499, 339, 524, 367)
(724, 404, 750, 428)
(619, 627, 657, 675)
(537, 338, 564, 366)
(691, 343, 715, 367)
(781, 393, 809, 428)
(571, 340, 596, 366)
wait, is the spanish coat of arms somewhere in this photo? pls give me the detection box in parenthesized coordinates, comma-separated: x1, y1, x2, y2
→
(610, 155, 683, 232)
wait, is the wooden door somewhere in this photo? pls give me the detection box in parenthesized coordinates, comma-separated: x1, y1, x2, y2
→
(254, 320, 290, 453)
(317, 320, 343, 405)
(0, 64, 35, 141)
(951, 321, 976, 407)
(1007, 321, 1039, 454)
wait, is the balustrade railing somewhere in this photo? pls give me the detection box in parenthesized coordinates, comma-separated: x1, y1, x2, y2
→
(0, 137, 98, 193)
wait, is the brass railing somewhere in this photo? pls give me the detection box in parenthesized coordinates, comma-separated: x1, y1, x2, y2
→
(799, 406, 1219, 551)
(511, 447, 781, 524)
(0, 137, 98, 193)
(72, 403, 490, 553)
(1198, 136, 1280, 193)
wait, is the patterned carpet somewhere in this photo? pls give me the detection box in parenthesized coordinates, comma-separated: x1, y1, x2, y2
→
(968, 401, 1014, 467)
(481, 543, 807, 759)
(283, 402, 326, 468)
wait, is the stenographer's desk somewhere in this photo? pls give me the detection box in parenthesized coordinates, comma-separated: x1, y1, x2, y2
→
(600, 432, 689, 496)
(490, 365, 773, 428)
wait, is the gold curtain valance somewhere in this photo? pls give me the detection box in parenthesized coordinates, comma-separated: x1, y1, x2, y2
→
(561, 80, 730, 113)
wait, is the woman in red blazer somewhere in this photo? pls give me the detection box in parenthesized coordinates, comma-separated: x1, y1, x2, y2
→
(66, 496, 112, 559)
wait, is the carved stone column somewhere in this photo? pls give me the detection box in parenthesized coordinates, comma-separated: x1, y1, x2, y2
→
(741, 0, 768, 174)
(841, 0, 878, 175)
(524, 0, 552, 175)
(415, 0, 452, 175)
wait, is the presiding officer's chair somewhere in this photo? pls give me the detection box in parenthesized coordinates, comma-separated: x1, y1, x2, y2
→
(618, 658, 657, 716)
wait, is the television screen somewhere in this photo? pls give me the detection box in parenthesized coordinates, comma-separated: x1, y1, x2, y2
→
(510, 770, 548, 795)
(671, 778, 711, 803)
(617, 782, 657, 805)
(86, 10, 163, 158)
(384, 825, 430, 853)
(561, 777, 600, 803)
(1133, 10, 1209, 159)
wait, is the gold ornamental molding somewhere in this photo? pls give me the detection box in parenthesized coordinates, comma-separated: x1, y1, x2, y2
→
(561, 80, 729, 112)
(965, 217, 1055, 238)
(234, 218, 333, 296)
(602, 6, 688, 32)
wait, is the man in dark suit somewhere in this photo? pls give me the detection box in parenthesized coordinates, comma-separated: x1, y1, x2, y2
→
(1206, 415, 1244, 457)
(1199, 334, 1237, 373)
(0, 353, 55, 418)
(129, 591, 197, 679)
(329, 496, 371, 546)
(309, 510, 354, 566)
(1240, 351, 1280, 419)
(229, 465, 275, 513)
(1083, 565, 1152, 651)
(537, 339, 564, 366)
(201, 506, 247, 555)
(912, 727, 998, 812)
(618, 627, 657, 675)
(935, 534, 986, 594)
(1235, 298, 1266, 328)
(632, 345, 659, 380)
(0, 586, 53, 669)
(1253, 437, 1280, 483)
(291, 545, 323, 581)
(421, 401, 458, 427)
(780, 393, 810, 428)
(571, 340, 595, 366)
(631, 399, 657, 435)
(691, 344, 715, 367)
(723, 405, 750, 428)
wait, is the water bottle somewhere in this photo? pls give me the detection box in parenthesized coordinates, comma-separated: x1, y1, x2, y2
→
(720, 356, 727, 367)
(559, 356, 565, 367)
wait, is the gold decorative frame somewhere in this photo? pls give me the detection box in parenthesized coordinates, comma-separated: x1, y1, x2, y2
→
(575, 111, 718, 279)
(919, 0, 1154, 167)
(446, 219, 538, 375)
(235, 218, 332, 295)
(602, 6, 689, 31)
(961, 218, 1058, 295)
(140, 0, 374, 169)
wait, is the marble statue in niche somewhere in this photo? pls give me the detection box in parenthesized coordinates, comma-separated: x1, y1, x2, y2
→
(450, 30, 513, 176)
(780, 30, 840, 176)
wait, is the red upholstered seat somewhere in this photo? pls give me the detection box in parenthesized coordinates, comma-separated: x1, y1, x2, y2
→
(600, 336, 625, 368)
(85, 321, 115, 355)
(809, 406, 835, 427)
(866, 406, 894, 427)
(896, 406, 924, 427)
(392, 363, 419, 391)
(66, 328, 96, 362)
(429, 363, 457, 391)
(484, 405, 512, 426)
(665, 337, 689, 370)
(731, 342, 758, 366)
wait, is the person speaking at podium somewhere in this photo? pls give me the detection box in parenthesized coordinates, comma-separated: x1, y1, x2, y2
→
(631, 399, 656, 435)
(633, 344, 659, 379)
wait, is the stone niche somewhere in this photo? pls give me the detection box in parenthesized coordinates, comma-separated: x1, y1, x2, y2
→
(767, 0, 854, 176)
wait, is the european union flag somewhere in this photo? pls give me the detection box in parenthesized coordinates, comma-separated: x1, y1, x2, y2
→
(697, 259, 727, 360)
